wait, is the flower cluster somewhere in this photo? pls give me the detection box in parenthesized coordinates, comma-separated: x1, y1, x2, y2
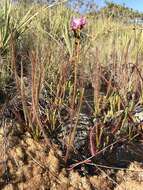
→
(71, 17, 86, 31)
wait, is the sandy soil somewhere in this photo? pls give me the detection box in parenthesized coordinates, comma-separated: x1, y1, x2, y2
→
(0, 125, 143, 190)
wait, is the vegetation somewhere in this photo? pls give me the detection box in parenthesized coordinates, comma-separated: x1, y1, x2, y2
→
(99, 1, 143, 19)
(1, 0, 143, 188)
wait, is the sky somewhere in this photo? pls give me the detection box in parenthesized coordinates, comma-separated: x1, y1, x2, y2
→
(95, 0, 143, 12)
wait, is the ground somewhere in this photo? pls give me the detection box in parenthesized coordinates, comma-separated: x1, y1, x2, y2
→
(0, 125, 143, 190)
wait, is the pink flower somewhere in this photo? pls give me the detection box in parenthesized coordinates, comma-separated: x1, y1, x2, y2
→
(71, 17, 87, 31)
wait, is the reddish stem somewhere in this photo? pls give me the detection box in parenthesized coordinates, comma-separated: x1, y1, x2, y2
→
(89, 126, 97, 156)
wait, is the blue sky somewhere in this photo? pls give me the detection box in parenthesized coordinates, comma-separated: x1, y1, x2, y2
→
(95, 0, 143, 12)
